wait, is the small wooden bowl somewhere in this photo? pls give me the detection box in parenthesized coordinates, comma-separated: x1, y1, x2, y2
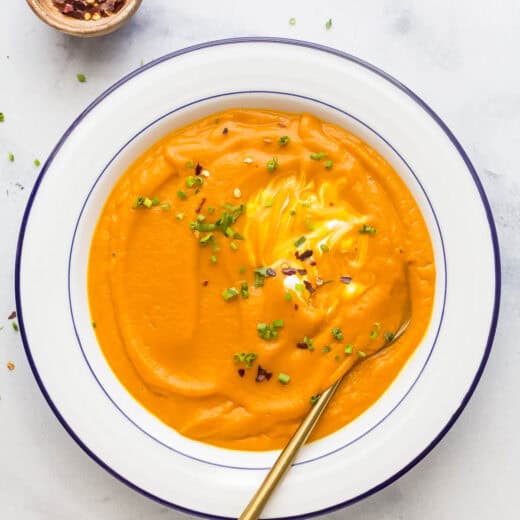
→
(26, 0, 143, 37)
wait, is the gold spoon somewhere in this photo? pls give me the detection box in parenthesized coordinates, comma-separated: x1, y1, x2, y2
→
(239, 317, 411, 520)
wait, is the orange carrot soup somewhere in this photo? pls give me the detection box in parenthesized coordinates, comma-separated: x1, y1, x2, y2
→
(88, 109, 435, 451)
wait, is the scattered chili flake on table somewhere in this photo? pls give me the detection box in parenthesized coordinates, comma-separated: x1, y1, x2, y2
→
(53, 1, 127, 21)
(8, 311, 16, 320)
(7, 361, 15, 371)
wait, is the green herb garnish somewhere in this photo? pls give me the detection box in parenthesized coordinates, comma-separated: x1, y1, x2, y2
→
(77, 73, 86, 83)
(161, 202, 170, 211)
(186, 160, 195, 169)
(304, 220, 315, 231)
(11, 321, 19, 332)
(0, 113, 4, 122)
(325, 18, 332, 30)
(278, 135, 290, 146)
(289, 17, 296, 25)
(319, 243, 330, 253)
(230, 241, 238, 251)
(222, 287, 239, 301)
(359, 224, 376, 235)
(310, 394, 321, 405)
(239, 266, 246, 275)
(322, 346, 331, 353)
(310, 151, 327, 161)
(303, 336, 315, 351)
(358, 351, 367, 358)
(34, 159, 41, 167)
(8, 152, 14, 162)
(294, 236, 306, 248)
(143, 197, 153, 208)
(289, 209, 296, 216)
(266, 157, 279, 172)
(331, 327, 344, 341)
(264, 199, 274, 208)
(233, 352, 257, 368)
(207, 206, 215, 214)
(344, 344, 353, 355)
(240, 281, 249, 299)
(384, 331, 395, 343)
(324, 159, 333, 169)
(176, 213, 184, 221)
(284, 292, 292, 301)
(186, 176, 203, 188)
(278, 373, 290, 385)
(177, 190, 188, 200)
(257, 319, 284, 340)
(370, 322, 381, 340)
(210, 255, 217, 264)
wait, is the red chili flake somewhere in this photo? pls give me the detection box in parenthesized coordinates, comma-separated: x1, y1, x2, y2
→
(295, 249, 313, 261)
(223, 127, 229, 135)
(256, 365, 272, 382)
(202, 280, 209, 287)
(296, 342, 308, 349)
(340, 275, 352, 284)
(53, 0, 126, 19)
(238, 368, 245, 377)
(281, 267, 297, 276)
(309, 260, 317, 266)
(294, 304, 299, 311)
(297, 269, 307, 275)
(266, 268, 276, 277)
(304, 280, 315, 294)
(278, 122, 287, 128)
(195, 197, 207, 214)
(195, 162, 203, 176)
(8, 311, 16, 320)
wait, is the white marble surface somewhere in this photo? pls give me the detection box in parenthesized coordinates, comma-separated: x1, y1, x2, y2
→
(0, 1, 518, 518)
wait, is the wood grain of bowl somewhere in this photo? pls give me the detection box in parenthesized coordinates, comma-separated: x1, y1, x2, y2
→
(26, 0, 143, 37)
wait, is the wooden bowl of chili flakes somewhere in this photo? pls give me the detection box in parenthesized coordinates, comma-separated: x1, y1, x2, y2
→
(26, 0, 143, 37)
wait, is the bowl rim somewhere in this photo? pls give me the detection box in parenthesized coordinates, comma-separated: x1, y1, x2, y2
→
(15, 37, 501, 519)
(26, 0, 143, 37)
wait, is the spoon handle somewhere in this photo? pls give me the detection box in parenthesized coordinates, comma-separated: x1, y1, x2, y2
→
(239, 377, 343, 520)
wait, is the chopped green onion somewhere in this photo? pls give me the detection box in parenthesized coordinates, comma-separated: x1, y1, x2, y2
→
(210, 255, 217, 264)
(278, 373, 290, 385)
(240, 281, 249, 299)
(244, 353, 257, 368)
(320, 243, 330, 253)
(76, 73, 86, 83)
(233, 352, 247, 363)
(199, 233, 214, 245)
(272, 319, 284, 328)
(239, 266, 246, 274)
(304, 220, 315, 231)
(335, 355, 341, 361)
(143, 197, 153, 208)
(322, 346, 331, 353)
(230, 241, 238, 251)
(34, 159, 41, 167)
(177, 190, 187, 200)
(294, 236, 306, 248)
(284, 292, 292, 301)
(176, 213, 184, 221)
(324, 159, 333, 169)
(0, 113, 4, 122)
(207, 206, 215, 214)
(132, 196, 144, 208)
(278, 135, 290, 146)
(359, 224, 376, 235)
(222, 287, 239, 301)
(289, 209, 296, 216)
(11, 321, 19, 332)
(289, 17, 296, 25)
(266, 157, 279, 172)
(233, 352, 257, 368)
(331, 327, 344, 341)
(264, 199, 274, 208)
(8, 152, 14, 162)
(325, 18, 332, 30)
(91, 321, 96, 329)
(358, 351, 367, 358)
(344, 344, 353, 355)
(303, 336, 315, 351)
(310, 151, 327, 161)
(295, 282, 304, 292)
(370, 323, 381, 340)
(197, 214, 206, 222)
(257, 320, 284, 340)
(384, 331, 395, 343)
(310, 394, 321, 405)
(186, 160, 195, 169)
(151, 197, 160, 206)
(186, 176, 203, 188)
(161, 202, 170, 210)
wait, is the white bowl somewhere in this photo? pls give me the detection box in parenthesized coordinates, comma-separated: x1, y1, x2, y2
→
(15, 38, 500, 519)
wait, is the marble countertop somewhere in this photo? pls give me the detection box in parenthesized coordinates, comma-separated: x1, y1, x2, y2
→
(1, 1, 518, 518)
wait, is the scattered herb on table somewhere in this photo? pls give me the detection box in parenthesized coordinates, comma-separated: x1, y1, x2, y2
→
(0, 113, 4, 122)
(325, 18, 333, 30)
(34, 159, 41, 167)
(289, 17, 296, 26)
(11, 321, 19, 332)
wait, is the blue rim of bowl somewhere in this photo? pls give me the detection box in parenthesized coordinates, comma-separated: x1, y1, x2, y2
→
(67, 89, 448, 471)
(14, 37, 501, 520)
